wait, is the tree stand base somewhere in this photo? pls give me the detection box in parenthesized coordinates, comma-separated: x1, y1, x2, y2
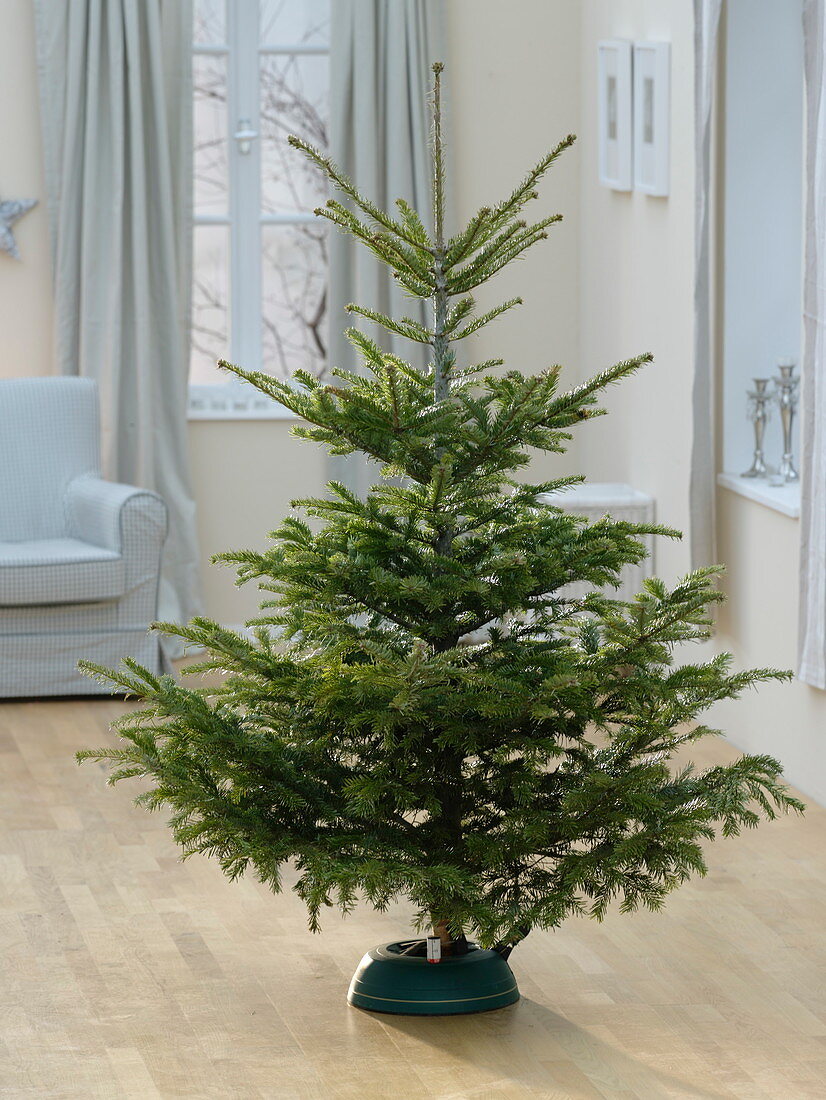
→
(347, 941, 520, 1016)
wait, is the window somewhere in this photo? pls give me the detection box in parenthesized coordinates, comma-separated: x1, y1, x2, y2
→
(191, 0, 330, 418)
(718, 0, 803, 516)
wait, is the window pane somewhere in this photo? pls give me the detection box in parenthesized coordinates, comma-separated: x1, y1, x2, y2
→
(194, 54, 228, 217)
(260, 0, 330, 46)
(191, 226, 230, 384)
(260, 54, 329, 215)
(194, 0, 225, 45)
(262, 224, 328, 381)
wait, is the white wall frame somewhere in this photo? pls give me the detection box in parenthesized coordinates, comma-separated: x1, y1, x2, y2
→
(633, 41, 670, 197)
(597, 40, 633, 192)
(190, 0, 330, 420)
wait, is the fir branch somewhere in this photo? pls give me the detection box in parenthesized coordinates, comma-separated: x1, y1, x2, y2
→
(395, 197, 431, 246)
(450, 215, 562, 289)
(288, 135, 435, 256)
(451, 298, 523, 340)
(487, 133, 576, 230)
(346, 304, 433, 344)
(450, 221, 563, 293)
(545, 353, 654, 424)
(445, 207, 493, 266)
(444, 296, 475, 333)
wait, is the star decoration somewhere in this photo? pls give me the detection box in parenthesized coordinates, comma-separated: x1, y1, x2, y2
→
(0, 197, 37, 260)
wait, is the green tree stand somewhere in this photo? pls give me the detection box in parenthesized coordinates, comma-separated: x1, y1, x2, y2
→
(348, 942, 519, 1016)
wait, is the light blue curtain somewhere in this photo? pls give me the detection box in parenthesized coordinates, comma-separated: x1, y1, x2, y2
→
(690, 0, 721, 567)
(328, 0, 445, 494)
(34, 0, 203, 631)
(690, 0, 724, 570)
(799, 0, 826, 686)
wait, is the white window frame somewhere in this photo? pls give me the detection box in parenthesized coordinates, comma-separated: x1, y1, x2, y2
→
(190, 0, 329, 420)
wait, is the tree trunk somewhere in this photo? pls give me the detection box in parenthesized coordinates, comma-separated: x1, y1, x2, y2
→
(433, 918, 453, 953)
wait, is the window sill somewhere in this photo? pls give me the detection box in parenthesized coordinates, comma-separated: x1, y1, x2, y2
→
(187, 386, 296, 421)
(717, 472, 801, 518)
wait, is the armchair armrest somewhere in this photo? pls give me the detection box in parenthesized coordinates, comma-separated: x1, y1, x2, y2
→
(66, 476, 168, 555)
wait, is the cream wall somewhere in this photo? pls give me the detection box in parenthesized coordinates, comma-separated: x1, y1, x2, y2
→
(578, 0, 826, 806)
(0, 0, 53, 377)
(579, 0, 696, 585)
(188, 420, 325, 623)
(444, 0, 582, 485)
(712, 495, 826, 803)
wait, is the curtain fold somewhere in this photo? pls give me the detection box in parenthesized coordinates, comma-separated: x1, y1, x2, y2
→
(34, 0, 202, 631)
(799, 0, 826, 687)
(690, 0, 724, 570)
(328, 0, 444, 495)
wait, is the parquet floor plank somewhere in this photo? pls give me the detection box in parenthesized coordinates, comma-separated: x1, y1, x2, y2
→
(1, 697, 824, 1098)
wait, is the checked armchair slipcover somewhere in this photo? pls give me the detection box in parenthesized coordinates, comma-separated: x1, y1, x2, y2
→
(0, 378, 168, 696)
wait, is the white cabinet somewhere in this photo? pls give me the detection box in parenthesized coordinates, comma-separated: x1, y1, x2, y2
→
(539, 482, 656, 602)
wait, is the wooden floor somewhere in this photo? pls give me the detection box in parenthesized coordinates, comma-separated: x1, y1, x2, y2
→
(1, 698, 825, 1100)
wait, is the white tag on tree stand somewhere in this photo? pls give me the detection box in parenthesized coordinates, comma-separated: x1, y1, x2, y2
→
(426, 936, 442, 963)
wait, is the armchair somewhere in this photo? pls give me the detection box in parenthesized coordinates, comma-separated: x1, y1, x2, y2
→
(0, 377, 168, 696)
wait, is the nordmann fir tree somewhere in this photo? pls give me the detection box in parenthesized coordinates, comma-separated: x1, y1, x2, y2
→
(79, 65, 802, 961)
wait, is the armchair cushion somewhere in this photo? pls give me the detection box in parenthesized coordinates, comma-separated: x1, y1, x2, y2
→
(66, 476, 167, 552)
(0, 378, 100, 542)
(0, 538, 125, 606)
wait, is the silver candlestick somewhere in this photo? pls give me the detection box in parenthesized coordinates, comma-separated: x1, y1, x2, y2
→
(742, 378, 772, 478)
(774, 359, 799, 482)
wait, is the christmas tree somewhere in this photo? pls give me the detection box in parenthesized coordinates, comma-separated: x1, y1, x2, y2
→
(80, 65, 802, 963)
